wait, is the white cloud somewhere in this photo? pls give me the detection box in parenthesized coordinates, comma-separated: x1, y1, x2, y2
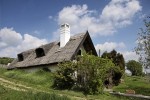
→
(0, 27, 48, 57)
(53, 0, 142, 39)
(17, 34, 48, 52)
(100, 0, 142, 27)
(0, 42, 7, 48)
(95, 42, 139, 61)
(0, 47, 17, 57)
(57, 4, 113, 37)
(58, 4, 90, 25)
(54, 0, 142, 61)
(0, 27, 22, 47)
(95, 42, 126, 53)
(121, 51, 139, 61)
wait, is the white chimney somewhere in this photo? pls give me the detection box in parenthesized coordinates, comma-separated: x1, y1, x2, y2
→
(60, 23, 70, 48)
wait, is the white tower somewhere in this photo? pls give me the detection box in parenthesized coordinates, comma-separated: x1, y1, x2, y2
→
(60, 23, 70, 48)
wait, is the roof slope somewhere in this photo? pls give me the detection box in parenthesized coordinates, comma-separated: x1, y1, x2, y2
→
(8, 32, 97, 69)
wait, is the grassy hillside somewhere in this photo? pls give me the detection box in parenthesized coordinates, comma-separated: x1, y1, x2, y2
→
(0, 57, 14, 65)
(113, 75, 150, 96)
(0, 85, 70, 100)
(0, 67, 149, 100)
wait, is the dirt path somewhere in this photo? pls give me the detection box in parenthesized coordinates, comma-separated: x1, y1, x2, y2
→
(0, 77, 87, 100)
(0, 77, 32, 91)
(0, 77, 52, 93)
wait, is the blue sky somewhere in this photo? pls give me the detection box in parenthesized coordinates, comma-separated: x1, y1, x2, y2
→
(0, 0, 150, 61)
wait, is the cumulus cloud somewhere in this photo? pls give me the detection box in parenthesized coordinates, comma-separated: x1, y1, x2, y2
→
(0, 47, 17, 57)
(0, 27, 48, 57)
(17, 34, 48, 52)
(95, 42, 139, 61)
(0, 27, 22, 47)
(100, 0, 142, 27)
(95, 42, 126, 53)
(55, 0, 142, 61)
(121, 51, 139, 61)
(54, 0, 142, 38)
(57, 4, 113, 37)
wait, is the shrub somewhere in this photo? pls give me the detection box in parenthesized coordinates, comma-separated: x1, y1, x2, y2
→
(53, 62, 76, 89)
(53, 53, 122, 94)
(101, 50, 125, 72)
(0, 57, 14, 65)
(126, 60, 143, 76)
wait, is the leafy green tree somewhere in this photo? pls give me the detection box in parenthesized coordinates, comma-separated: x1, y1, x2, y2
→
(53, 53, 122, 94)
(101, 50, 125, 71)
(101, 51, 109, 58)
(126, 60, 142, 76)
(135, 17, 150, 68)
(0, 57, 14, 65)
(53, 62, 76, 89)
(76, 53, 112, 94)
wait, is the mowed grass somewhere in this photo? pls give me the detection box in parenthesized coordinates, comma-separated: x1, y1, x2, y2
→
(0, 67, 150, 100)
(113, 75, 150, 96)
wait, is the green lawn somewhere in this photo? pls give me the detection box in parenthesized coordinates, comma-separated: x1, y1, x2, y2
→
(0, 67, 150, 100)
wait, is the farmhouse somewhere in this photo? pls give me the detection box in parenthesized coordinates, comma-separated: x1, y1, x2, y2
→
(8, 24, 97, 72)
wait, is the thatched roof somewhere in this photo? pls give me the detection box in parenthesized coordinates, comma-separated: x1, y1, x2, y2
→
(8, 31, 97, 69)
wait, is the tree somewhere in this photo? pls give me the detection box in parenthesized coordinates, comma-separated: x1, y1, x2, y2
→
(76, 53, 115, 94)
(126, 60, 142, 76)
(53, 53, 122, 94)
(135, 17, 150, 68)
(52, 62, 76, 89)
(0, 57, 14, 65)
(101, 49, 125, 71)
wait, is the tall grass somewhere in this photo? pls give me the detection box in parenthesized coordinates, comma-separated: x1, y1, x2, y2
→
(0, 67, 150, 99)
(0, 85, 70, 100)
(0, 67, 7, 74)
(2, 69, 54, 87)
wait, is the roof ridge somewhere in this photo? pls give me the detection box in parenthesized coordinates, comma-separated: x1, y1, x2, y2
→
(19, 32, 86, 54)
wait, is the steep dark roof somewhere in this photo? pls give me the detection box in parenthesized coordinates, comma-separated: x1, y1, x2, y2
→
(8, 31, 97, 69)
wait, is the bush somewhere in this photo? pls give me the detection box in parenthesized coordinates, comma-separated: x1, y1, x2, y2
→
(112, 67, 123, 86)
(101, 50, 125, 72)
(126, 60, 143, 76)
(53, 53, 122, 94)
(0, 57, 14, 65)
(77, 54, 114, 94)
(53, 62, 76, 89)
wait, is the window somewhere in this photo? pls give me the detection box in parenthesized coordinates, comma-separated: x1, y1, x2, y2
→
(77, 49, 82, 55)
(18, 53, 23, 61)
(35, 48, 45, 58)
